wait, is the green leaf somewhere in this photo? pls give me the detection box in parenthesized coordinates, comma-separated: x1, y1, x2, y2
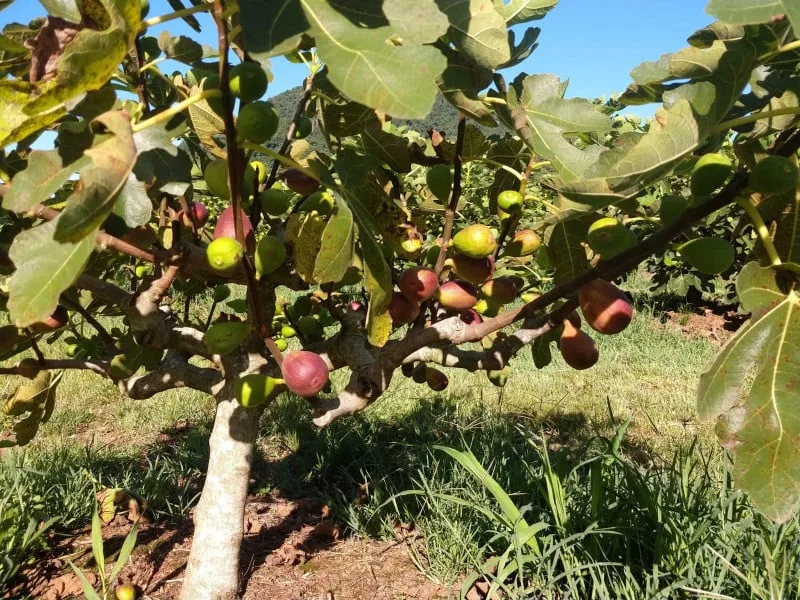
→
(437, 0, 510, 69)
(314, 194, 355, 283)
(55, 111, 137, 242)
(114, 173, 152, 228)
(241, 0, 309, 59)
(132, 120, 193, 196)
(546, 219, 589, 284)
(361, 124, 411, 172)
(67, 560, 102, 600)
(166, 0, 202, 32)
(383, 0, 449, 44)
(492, 0, 558, 25)
(3, 150, 90, 213)
(39, 0, 81, 22)
(706, 0, 799, 33)
(7, 214, 96, 327)
(91, 508, 105, 579)
(158, 30, 203, 64)
(437, 45, 496, 126)
(109, 521, 138, 583)
(631, 41, 729, 85)
(300, 0, 447, 119)
(698, 262, 800, 522)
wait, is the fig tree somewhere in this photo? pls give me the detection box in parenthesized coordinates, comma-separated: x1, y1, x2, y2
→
(586, 217, 634, 258)
(560, 320, 599, 370)
(254, 235, 287, 277)
(677, 237, 735, 275)
(436, 280, 478, 312)
(452, 224, 496, 258)
(749, 155, 799, 195)
(214, 206, 255, 252)
(206, 237, 244, 272)
(691, 152, 733, 196)
(426, 164, 452, 203)
(281, 351, 329, 397)
(260, 187, 293, 216)
(0, 324, 20, 354)
(497, 190, 523, 213)
(229, 62, 268, 103)
(31, 305, 69, 333)
(204, 159, 230, 199)
(282, 168, 319, 195)
(237, 101, 279, 144)
(399, 267, 439, 302)
(204, 321, 248, 355)
(294, 116, 312, 139)
(578, 279, 633, 335)
(504, 229, 540, 257)
(235, 374, 278, 408)
(449, 253, 494, 284)
(389, 292, 420, 326)
(480, 277, 517, 305)
(425, 367, 449, 391)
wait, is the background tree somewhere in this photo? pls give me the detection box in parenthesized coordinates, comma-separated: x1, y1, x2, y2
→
(1, 0, 800, 598)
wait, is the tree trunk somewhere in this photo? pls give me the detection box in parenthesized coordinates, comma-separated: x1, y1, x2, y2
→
(180, 396, 259, 600)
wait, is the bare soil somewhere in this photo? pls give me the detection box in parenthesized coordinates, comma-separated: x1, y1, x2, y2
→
(658, 305, 745, 344)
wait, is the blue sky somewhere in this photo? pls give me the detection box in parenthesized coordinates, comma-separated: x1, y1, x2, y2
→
(4, 0, 713, 109)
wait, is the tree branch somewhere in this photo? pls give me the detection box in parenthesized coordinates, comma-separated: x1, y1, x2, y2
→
(123, 351, 224, 399)
(434, 113, 467, 278)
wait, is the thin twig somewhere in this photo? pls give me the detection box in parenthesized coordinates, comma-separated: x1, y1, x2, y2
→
(133, 35, 150, 111)
(60, 295, 116, 346)
(434, 113, 467, 278)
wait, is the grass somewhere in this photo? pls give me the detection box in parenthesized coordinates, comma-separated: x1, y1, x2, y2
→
(4, 302, 779, 598)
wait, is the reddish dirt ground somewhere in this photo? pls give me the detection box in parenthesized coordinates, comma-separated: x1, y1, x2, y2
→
(658, 305, 745, 343)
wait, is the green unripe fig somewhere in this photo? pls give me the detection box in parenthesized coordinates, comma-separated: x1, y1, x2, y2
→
(229, 62, 268, 103)
(251, 160, 268, 184)
(691, 153, 733, 197)
(109, 354, 136, 381)
(301, 190, 335, 216)
(749, 155, 799, 195)
(236, 101, 279, 144)
(297, 315, 321, 338)
(587, 217, 635, 258)
(213, 284, 231, 303)
(560, 319, 599, 370)
(659, 195, 688, 226)
(497, 190, 523, 213)
(65, 343, 80, 357)
(206, 237, 244, 272)
(261, 188, 292, 216)
(281, 325, 296, 339)
(677, 237, 735, 275)
(294, 116, 312, 139)
(487, 367, 509, 388)
(115, 583, 137, 600)
(204, 159, 230, 199)
(254, 236, 287, 277)
(293, 295, 313, 317)
(274, 337, 288, 351)
(201, 74, 225, 117)
(0, 325, 20, 355)
(505, 229, 540, 257)
(426, 164, 452, 203)
(235, 373, 278, 408)
(205, 321, 248, 355)
(134, 265, 149, 278)
(452, 224, 496, 258)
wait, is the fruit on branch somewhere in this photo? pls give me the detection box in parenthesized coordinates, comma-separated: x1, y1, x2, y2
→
(690, 152, 733, 197)
(487, 367, 509, 388)
(388, 292, 420, 326)
(229, 62, 268, 103)
(134, 265, 150, 278)
(235, 374, 279, 408)
(281, 325, 296, 339)
(425, 367, 449, 392)
(676, 237, 735, 275)
(282, 168, 320, 195)
(213, 284, 231, 303)
(181, 202, 210, 228)
(452, 224, 497, 258)
(251, 161, 268, 184)
(393, 226, 424, 258)
(448, 253, 494, 284)
(749, 155, 799, 195)
(436, 280, 478, 312)
(65, 343, 80, 357)
(274, 338, 288, 351)
(474, 298, 501, 317)
(480, 277, 517, 305)
(204, 321, 248, 355)
(236, 101, 280, 144)
(281, 351, 329, 397)
(30, 305, 68, 334)
(399, 267, 439, 302)
(401, 362, 415, 378)
(301, 189, 335, 216)
(459, 309, 482, 325)
(206, 237, 244, 272)
(115, 583, 137, 600)
(559, 319, 599, 370)
(411, 362, 427, 384)
(214, 206, 255, 252)
(659, 194, 688, 226)
(587, 217, 635, 259)
(204, 159, 230, 199)
(254, 236, 287, 277)
(109, 354, 137, 381)
(294, 116, 312, 139)
(497, 190, 523, 213)
(566, 310, 581, 328)
(17, 358, 41, 379)
(260, 187, 293, 217)
(578, 279, 633, 335)
(0, 325, 20, 354)
(504, 229, 541, 257)
(426, 164, 452, 203)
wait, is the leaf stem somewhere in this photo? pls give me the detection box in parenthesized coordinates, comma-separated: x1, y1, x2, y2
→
(758, 39, 800, 63)
(131, 89, 219, 133)
(140, 3, 211, 30)
(434, 113, 467, 279)
(713, 107, 800, 134)
(241, 143, 319, 181)
(738, 195, 782, 266)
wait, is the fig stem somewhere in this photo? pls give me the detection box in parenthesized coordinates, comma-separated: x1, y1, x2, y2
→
(434, 113, 467, 279)
(130, 89, 220, 133)
(737, 195, 782, 266)
(713, 107, 800, 134)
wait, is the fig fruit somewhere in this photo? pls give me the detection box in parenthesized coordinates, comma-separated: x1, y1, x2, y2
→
(459, 309, 482, 325)
(134, 265, 149, 278)
(254, 235, 287, 277)
(691, 152, 733, 197)
(578, 279, 633, 335)
(659, 195, 688, 226)
(389, 292, 420, 326)
(281, 325, 296, 339)
(229, 62, 268, 103)
(452, 224, 496, 258)
(436, 280, 478, 312)
(401, 362, 415, 378)
(301, 189, 335, 216)
(474, 298, 501, 317)
(487, 367, 509, 388)
(399, 267, 439, 302)
(587, 217, 635, 258)
(411, 362, 427, 384)
(281, 350, 329, 397)
(283, 168, 319, 195)
(294, 116, 312, 139)
(206, 237, 244, 272)
(677, 237, 735, 275)
(560, 319, 599, 370)
(261, 187, 293, 216)
(497, 190, 523, 213)
(504, 229, 540, 257)
(449, 253, 494, 284)
(115, 583, 137, 600)
(235, 373, 278, 408)
(31, 305, 69, 333)
(204, 159, 230, 199)
(425, 367, 449, 392)
(749, 155, 799, 195)
(0, 325, 20, 355)
(237, 101, 280, 144)
(298, 315, 322, 338)
(214, 206, 255, 252)
(426, 164, 452, 203)
(182, 202, 209, 228)
(480, 277, 517, 305)
(17, 358, 41, 379)
(274, 337, 288, 351)
(205, 321, 248, 355)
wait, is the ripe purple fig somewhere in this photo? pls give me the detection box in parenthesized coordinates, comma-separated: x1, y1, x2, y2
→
(505, 229, 541, 257)
(389, 292, 420, 326)
(459, 309, 482, 325)
(399, 267, 439, 302)
(578, 279, 633, 335)
(480, 277, 517, 305)
(182, 202, 209, 228)
(560, 319, 599, 370)
(281, 351, 329, 397)
(436, 280, 478, 312)
(448, 253, 494, 284)
(30, 305, 68, 334)
(282, 168, 320, 196)
(214, 206, 255, 252)
(425, 367, 449, 391)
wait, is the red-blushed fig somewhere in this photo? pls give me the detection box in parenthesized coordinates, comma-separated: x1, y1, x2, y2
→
(560, 320, 599, 370)
(281, 350, 329, 397)
(452, 224, 496, 258)
(401, 362, 415, 378)
(30, 305, 69, 334)
(0, 325, 20, 354)
(505, 229, 541, 257)
(411, 362, 427, 384)
(206, 237, 244, 272)
(282, 168, 320, 196)
(448, 253, 494, 284)
(436, 280, 478, 312)
(459, 309, 482, 325)
(425, 367, 449, 391)
(115, 583, 137, 600)
(480, 277, 517, 305)
(566, 310, 581, 329)
(399, 267, 439, 302)
(214, 206, 255, 252)
(578, 279, 633, 335)
(17, 358, 41, 379)
(389, 292, 420, 326)
(181, 202, 209, 228)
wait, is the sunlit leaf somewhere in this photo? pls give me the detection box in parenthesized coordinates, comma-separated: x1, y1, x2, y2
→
(492, 0, 558, 25)
(3, 150, 90, 213)
(314, 194, 355, 283)
(437, 0, 510, 69)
